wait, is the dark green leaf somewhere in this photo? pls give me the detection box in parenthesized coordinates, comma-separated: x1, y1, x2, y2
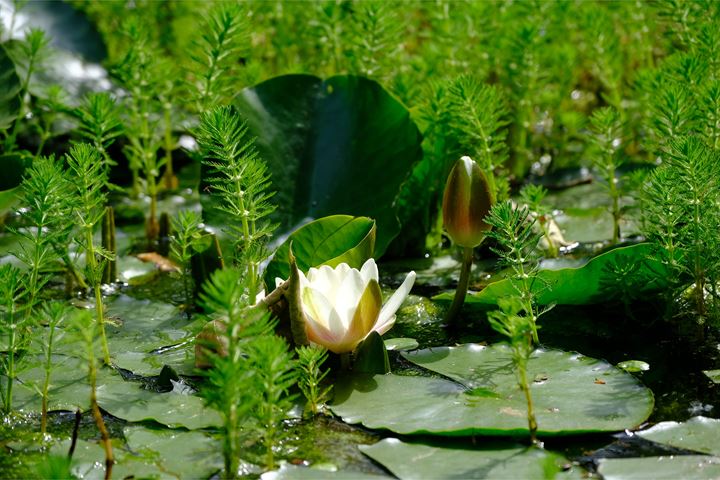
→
(264, 215, 375, 289)
(354, 331, 390, 374)
(0, 44, 22, 130)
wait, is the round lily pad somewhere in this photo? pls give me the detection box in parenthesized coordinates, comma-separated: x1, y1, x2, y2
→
(331, 344, 654, 436)
(360, 438, 582, 479)
(638, 416, 720, 456)
(597, 455, 720, 480)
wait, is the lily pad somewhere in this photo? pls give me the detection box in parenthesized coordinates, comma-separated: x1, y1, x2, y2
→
(49, 439, 170, 480)
(13, 354, 90, 412)
(0, 44, 21, 130)
(263, 465, 387, 479)
(96, 376, 222, 429)
(617, 360, 650, 373)
(383, 338, 419, 351)
(703, 370, 720, 384)
(124, 426, 223, 479)
(264, 215, 375, 289)
(331, 344, 654, 436)
(360, 438, 581, 479)
(221, 74, 422, 256)
(638, 417, 720, 456)
(597, 455, 720, 480)
(434, 243, 668, 306)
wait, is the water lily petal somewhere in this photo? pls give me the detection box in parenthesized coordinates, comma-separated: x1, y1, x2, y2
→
(344, 279, 382, 347)
(304, 316, 345, 353)
(302, 286, 344, 338)
(307, 265, 337, 300)
(335, 267, 367, 327)
(375, 271, 416, 335)
(360, 258, 379, 285)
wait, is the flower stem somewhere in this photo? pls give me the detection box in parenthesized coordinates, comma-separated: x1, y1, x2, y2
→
(445, 246, 474, 326)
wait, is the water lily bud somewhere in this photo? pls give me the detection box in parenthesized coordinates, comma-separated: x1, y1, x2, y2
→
(442, 156, 495, 247)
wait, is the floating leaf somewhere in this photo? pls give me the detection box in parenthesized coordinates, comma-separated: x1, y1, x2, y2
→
(703, 370, 720, 384)
(263, 465, 386, 480)
(597, 455, 720, 480)
(0, 44, 22, 130)
(434, 244, 668, 306)
(383, 338, 419, 351)
(617, 360, 650, 373)
(207, 74, 422, 256)
(124, 426, 223, 479)
(331, 344, 653, 436)
(264, 215, 375, 289)
(638, 417, 720, 456)
(96, 375, 222, 429)
(360, 438, 581, 479)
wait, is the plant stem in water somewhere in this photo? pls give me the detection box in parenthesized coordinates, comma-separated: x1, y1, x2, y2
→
(445, 246, 474, 326)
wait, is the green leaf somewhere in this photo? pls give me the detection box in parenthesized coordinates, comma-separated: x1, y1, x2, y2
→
(331, 344, 654, 436)
(0, 44, 22, 131)
(219, 74, 422, 256)
(638, 416, 720, 456)
(124, 426, 224, 479)
(360, 438, 582, 479)
(264, 465, 387, 479)
(434, 244, 669, 306)
(0, 151, 33, 191)
(383, 338, 419, 351)
(264, 215, 375, 289)
(597, 456, 720, 480)
(354, 331, 390, 374)
(704, 369, 720, 384)
(96, 375, 222, 429)
(616, 360, 650, 373)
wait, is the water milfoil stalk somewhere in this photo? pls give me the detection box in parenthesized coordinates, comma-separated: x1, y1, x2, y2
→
(65, 143, 113, 365)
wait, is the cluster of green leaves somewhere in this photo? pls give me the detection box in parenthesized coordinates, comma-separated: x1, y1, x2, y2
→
(296, 345, 332, 416)
(170, 210, 205, 312)
(198, 267, 296, 476)
(196, 105, 277, 305)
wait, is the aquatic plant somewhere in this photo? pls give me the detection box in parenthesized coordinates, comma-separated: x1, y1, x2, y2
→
(65, 143, 113, 364)
(641, 136, 720, 326)
(587, 106, 624, 244)
(276, 259, 416, 355)
(519, 184, 559, 258)
(442, 156, 494, 325)
(38, 302, 68, 436)
(0, 264, 26, 415)
(196, 105, 277, 305)
(170, 209, 205, 312)
(71, 92, 123, 172)
(68, 309, 114, 480)
(296, 345, 332, 416)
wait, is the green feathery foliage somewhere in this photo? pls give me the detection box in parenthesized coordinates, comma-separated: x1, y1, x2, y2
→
(485, 201, 544, 342)
(641, 136, 720, 326)
(72, 92, 123, 169)
(187, 2, 249, 112)
(519, 184, 558, 258)
(65, 143, 112, 364)
(170, 209, 205, 312)
(196, 105, 277, 304)
(347, 0, 404, 81)
(0, 264, 27, 414)
(296, 345, 332, 417)
(38, 302, 69, 437)
(198, 267, 294, 478)
(587, 107, 624, 244)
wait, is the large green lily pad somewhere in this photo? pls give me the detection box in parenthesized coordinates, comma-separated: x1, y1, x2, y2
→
(597, 456, 720, 480)
(96, 376, 221, 429)
(124, 426, 223, 479)
(434, 243, 668, 306)
(331, 344, 653, 436)
(263, 465, 387, 479)
(638, 416, 720, 456)
(360, 438, 581, 479)
(222, 74, 423, 256)
(12, 354, 91, 412)
(264, 215, 375, 290)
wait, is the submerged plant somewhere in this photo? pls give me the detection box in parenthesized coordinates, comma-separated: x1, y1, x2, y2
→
(38, 302, 68, 437)
(69, 309, 114, 480)
(196, 105, 277, 304)
(199, 267, 293, 478)
(170, 209, 205, 312)
(488, 297, 538, 444)
(587, 107, 624, 244)
(65, 143, 113, 365)
(485, 200, 545, 343)
(296, 345, 332, 416)
(641, 136, 720, 326)
(72, 92, 123, 171)
(442, 156, 494, 326)
(0, 264, 27, 415)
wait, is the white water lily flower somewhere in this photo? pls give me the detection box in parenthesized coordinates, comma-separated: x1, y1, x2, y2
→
(277, 259, 416, 354)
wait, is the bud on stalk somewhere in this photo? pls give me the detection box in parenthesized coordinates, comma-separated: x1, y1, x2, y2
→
(442, 156, 494, 326)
